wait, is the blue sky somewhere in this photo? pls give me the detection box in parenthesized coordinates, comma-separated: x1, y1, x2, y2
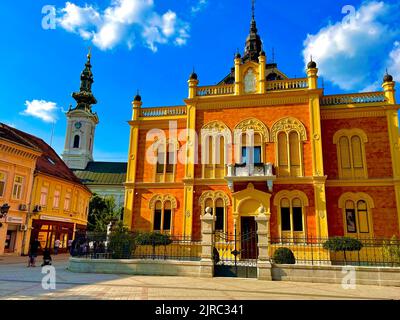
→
(0, 0, 399, 162)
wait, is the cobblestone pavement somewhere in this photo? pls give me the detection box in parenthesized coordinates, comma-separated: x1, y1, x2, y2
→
(0, 255, 400, 300)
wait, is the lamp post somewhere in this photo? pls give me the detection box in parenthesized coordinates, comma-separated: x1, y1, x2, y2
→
(0, 203, 10, 227)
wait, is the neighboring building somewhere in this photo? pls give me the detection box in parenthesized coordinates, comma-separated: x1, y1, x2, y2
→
(124, 11, 400, 243)
(62, 52, 126, 209)
(0, 124, 41, 255)
(0, 123, 91, 255)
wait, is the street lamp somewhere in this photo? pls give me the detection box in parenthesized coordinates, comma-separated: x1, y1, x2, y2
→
(0, 203, 11, 228)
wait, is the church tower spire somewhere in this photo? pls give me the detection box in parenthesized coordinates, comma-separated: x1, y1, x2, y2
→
(62, 49, 99, 170)
(242, 0, 263, 63)
(72, 48, 97, 112)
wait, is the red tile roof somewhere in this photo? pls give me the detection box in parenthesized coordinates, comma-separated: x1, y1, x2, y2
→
(0, 123, 90, 193)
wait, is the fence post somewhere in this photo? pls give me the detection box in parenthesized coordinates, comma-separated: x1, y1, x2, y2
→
(255, 206, 272, 281)
(200, 208, 216, 278)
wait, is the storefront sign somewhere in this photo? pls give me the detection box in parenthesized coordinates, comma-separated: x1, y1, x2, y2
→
(6, 216, 24, 224)
(40, 215, 72, 223)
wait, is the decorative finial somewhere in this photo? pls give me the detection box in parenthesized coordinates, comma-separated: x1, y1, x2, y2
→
(87, 46, 92, 61)
(252, 0, 255, 20)
(384, 69, 393, 83)
(134, 89, 142, 102)
(307, 55, 317, 69)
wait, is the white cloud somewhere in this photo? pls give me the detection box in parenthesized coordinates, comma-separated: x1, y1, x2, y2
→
(303, 1, 400, 91)
(57, 0, 190, 52)
(191, 0, 207, 14)
(389, 41, 400, 82)
(21, 100, 58, 123)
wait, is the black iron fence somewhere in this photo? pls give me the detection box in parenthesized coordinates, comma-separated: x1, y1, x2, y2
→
(270, 237, 400, 267)
(71, 233, 202, 261)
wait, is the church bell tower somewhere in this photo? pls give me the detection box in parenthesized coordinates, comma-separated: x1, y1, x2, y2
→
(62, 50, 99, 170)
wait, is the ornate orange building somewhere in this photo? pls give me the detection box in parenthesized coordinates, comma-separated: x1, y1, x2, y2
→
(123, 14, 400, 243)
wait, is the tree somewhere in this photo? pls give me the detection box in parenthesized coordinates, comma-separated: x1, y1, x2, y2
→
(87, 194, 121, 232)
(108, 221, 136, 259)
(323, 237, 363, 264)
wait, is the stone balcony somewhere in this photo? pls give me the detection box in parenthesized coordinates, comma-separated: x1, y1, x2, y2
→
(225, 163, 276, 192)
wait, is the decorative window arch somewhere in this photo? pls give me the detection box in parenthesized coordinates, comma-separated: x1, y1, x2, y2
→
(271, 117, 307, 177)
(339, 192, 374, 237)
(152, 138, 180, 183)
(149, 194, 178, 233)
(201, 121, 232, 179)
(234, 118, 269, 164)
(273, 190, 309, 241)
(199, 190, 231, 232)
(333, 129, 368, 179)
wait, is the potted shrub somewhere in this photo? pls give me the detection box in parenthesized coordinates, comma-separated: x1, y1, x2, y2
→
(272, 247, 296, 264)
(323, 237, 363, 264)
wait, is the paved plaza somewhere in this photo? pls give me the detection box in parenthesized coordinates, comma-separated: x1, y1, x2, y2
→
(0, 255, 400, 300)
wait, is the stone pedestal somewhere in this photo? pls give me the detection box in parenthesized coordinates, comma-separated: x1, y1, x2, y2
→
(255, 209, 272, 281)
(199, 210, 216, 278)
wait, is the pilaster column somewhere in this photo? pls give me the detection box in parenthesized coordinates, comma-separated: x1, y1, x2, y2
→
(200, 209, 216, 278)
(258, 53, 266, 94)
(255, 207, 272, 280)
(234, 55, 242, 95)
(123, 97, 142, 229)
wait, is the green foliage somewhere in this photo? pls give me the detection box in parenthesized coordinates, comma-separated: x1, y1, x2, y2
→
(323, 237, 363, 252)
(383, 236, 400, 266)
(273, 248, 296, 264)
(107, 221, 136, 259)
(135, 232, 173, 246)
(88, 194, 121, 232)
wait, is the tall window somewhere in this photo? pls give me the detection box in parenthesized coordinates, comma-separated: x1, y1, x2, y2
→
(199, 191, 230, 233)
(274, 190, 309, 242)
(153, 200, 172, 233)
(40, 186, 48, 206)
(64, 192, 71, 211)
(12, 175, 24, 200)
(203, 135, 227, 179)
(0, 172, 6, 197)
(334, 129, 368, 179)
(73, 135, 80, 148)
(155, 141, 177, 182)
(272, 117, 307, 178)
(277, 131, 302, 177)
(53, 189, 61, 208)
(240, 133, 262, 164)
(345, 200, 371, 236)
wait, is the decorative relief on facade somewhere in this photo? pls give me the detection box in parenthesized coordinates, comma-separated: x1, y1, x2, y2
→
(149, 194, 178, 210)
(234, 118, 270, 141)
(244, 68, 257, 93)
(271, 117, 307, 142)
(199, 190, 231, 215)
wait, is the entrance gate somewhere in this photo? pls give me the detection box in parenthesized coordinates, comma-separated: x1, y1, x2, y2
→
(213, 222, 258, 278)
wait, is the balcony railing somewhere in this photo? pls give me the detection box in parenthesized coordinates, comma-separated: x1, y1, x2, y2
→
(266, 78, 308, 91)
(227, 163, 274, 177)
(321, 92, 386, 106)
(139, 106, 187, 118)
(196, 84, 235, 97)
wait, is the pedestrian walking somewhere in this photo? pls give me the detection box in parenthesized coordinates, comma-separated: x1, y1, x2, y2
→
(54, 239, 61, 255)
(27, 238, 41, 267)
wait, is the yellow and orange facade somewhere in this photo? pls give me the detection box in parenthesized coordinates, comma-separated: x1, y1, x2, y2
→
(123, 16, 400, 244)
(0, 123, 91, 256)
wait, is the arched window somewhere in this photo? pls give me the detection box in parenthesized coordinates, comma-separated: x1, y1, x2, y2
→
(149, 194, 177, 234)
(339, 193, 374, 237)
(73, 135, 80, 148)
(199, 191, 230, 233)
(274, 190, 309, 242)
(234, 118, 269, 166)
(334, 129, 368, 179)
(271, 117, 307, 177)
(201, 121, 231, 179)
(155, 140, 178, 182)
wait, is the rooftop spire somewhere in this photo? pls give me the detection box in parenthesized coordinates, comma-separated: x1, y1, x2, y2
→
(242, 0, 262, 63)
(72, 49, 97, 112)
